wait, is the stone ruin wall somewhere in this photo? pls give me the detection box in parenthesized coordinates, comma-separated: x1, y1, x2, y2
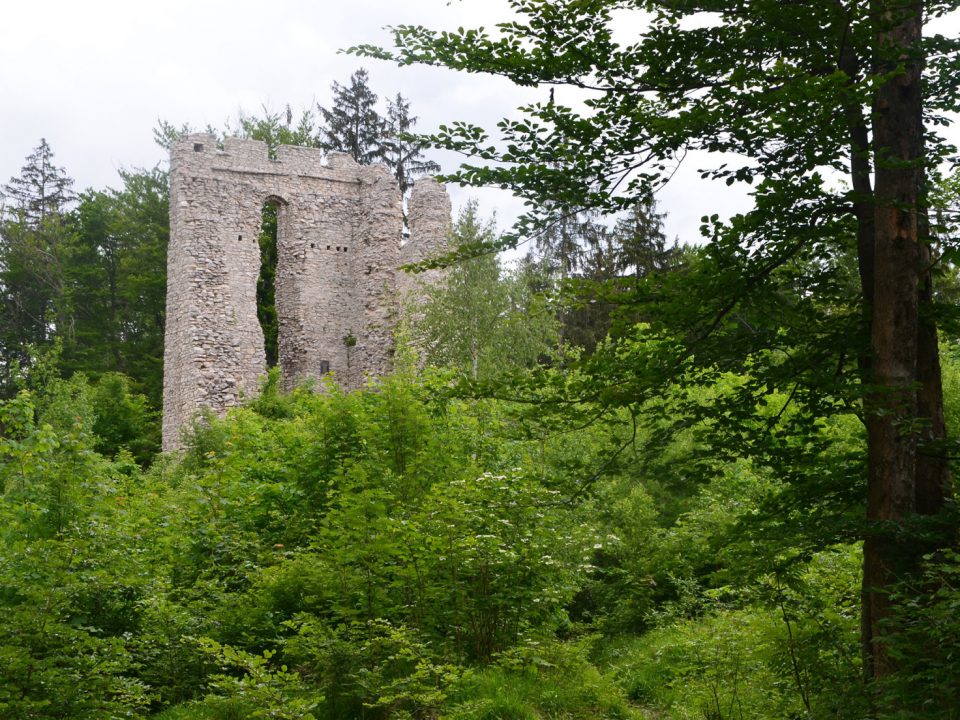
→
(162, 134, 451, 450)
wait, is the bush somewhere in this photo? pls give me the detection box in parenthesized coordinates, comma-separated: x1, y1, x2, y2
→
(880, 547, 960, 720)
(445, 639, 636, 720)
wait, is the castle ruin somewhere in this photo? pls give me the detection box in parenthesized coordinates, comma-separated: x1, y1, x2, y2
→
(162, 134, 451, 450)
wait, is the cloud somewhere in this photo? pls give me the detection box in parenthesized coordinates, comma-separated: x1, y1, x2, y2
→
(2, 1, 957, 246)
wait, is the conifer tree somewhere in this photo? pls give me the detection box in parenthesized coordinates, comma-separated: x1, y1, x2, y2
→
(611, 196, 674, 285)
(318, 68, 387, 165)
(0, 138, 74, 228)
(0, 140, 75, 392)
(384, 93, 440, 196)
(64, 168, 168, 407)
(530, 198, 676, 351)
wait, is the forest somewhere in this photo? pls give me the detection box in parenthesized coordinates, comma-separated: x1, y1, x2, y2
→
(2, 1, 960, 718)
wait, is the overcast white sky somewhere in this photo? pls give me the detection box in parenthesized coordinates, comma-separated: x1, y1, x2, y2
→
(1, 1, 957, 247)
(1, 1, 540, 232)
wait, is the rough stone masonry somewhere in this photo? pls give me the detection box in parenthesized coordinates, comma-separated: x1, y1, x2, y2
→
(162, 134, 451, 450)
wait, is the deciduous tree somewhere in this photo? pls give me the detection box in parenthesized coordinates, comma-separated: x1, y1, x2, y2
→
(357, 0, 960, 683)
(416, 203, 558, 380)
(65, 168, 168, 407)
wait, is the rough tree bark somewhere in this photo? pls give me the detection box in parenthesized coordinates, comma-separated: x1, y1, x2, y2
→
(862, 0, 950, 680)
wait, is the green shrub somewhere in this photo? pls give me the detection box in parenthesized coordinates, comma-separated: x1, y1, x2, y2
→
(445, 639, 636, 720)
(880, 547, 960, 720)
(285, 619, 459, 720)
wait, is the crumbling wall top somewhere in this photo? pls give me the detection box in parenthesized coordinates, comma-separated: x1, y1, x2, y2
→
(403, 176, 453, 266)
(172, 133, 372, 181)
(172, 134, 404, 188)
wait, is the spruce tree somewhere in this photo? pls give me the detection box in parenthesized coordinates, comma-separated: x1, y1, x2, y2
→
(0, 140, 75, 392)
(611, 196, 675, 285)
(318, 68, 387, 165)
(1, 138, 74, 228)
(530, 199, 676, 351)
(384, 93, 440, 196)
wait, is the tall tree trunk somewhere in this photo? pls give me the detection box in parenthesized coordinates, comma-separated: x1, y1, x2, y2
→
(863, 0, 925, 680)
(840, 38, 882, 678)
(914, 206, 951, 516)
(839, 47, 876, 312)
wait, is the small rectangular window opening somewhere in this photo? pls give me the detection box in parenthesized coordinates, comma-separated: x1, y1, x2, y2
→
(319, 360, 330, 374)
(193, 143, 204, 152)
(238, 234, 243, 241)
(310, 242, 316, 248)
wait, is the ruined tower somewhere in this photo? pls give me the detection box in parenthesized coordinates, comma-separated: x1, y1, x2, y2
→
(162, 134, 451, 450)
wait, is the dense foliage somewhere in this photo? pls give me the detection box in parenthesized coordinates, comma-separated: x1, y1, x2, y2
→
(10, 343, 952, 718)
(3, 4, 960, 715)
(413, 203, 561, 380)
(357, 0, 960, 687)
(0, 143, 167, 424)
